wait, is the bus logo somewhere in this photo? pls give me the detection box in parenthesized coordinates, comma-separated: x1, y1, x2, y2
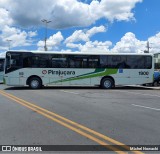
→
(42, 70, 47, 75)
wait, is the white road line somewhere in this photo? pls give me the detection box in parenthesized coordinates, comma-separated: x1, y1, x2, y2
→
(132, 104, 160, 111)
(116, 90, 160, 98)
(60, 90, 79, 95)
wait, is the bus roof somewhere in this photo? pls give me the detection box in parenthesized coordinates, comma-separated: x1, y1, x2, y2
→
(6, 50, 153, 56)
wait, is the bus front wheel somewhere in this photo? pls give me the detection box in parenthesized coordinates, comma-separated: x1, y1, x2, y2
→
(29, 77, 42, 89)
(101, 78, 114, 89)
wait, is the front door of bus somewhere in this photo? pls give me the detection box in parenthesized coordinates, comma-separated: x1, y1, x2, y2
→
(6, 52, 22, 85)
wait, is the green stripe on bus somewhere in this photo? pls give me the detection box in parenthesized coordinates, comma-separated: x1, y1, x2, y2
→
(71, 68, 105, 79)
(50, 69, 118, 84)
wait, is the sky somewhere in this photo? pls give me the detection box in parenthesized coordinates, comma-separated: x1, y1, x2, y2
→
(0, 0, 160, 56)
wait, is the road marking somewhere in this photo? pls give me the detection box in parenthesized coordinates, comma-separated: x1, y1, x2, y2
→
(115, 90, 160, 98)
(60, 90, 79, 95)
(0, 90, 143, 154)
(132, 104, 160, 111)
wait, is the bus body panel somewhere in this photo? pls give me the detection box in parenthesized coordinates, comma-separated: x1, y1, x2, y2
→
(4, 51, 154, 88)
(5, 68, 153, 86)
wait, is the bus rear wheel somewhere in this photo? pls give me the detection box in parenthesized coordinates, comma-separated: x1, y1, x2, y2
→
(29, 77, 42, 89)
(152, 80, 160, 87)
(101, 78, 114, 89)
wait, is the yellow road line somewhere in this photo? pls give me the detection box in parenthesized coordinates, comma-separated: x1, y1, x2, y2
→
(0, 90, 143, 154)
(0, 91, 124, 153)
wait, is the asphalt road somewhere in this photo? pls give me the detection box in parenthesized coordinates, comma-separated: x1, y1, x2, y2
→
(0, 84, 160, 153)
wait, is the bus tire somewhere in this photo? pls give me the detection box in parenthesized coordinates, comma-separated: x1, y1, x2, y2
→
(29, 77, 42, 89)
(152, 80, 159, 87)
(101, 78, 114, 89)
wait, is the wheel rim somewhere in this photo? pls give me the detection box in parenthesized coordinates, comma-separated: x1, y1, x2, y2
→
(153, 81, 158, 87)
(104, 80, 111, 88)
(31, 80, 39, 88)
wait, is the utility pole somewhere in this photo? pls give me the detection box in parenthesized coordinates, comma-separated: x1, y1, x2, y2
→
(147, 41, 150, 53)
(144, 41, 151, 53)
(41, 19, 52, 51)
(6, 39, 12, 50)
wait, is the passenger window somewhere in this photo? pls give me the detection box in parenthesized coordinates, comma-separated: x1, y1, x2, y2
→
(51, 55, 68, 68)
(108, 56, 127, 68)
(100, 56, 108, 68)
(88, 56, 99, 68)
(69, 55, 88, 68)
(0, 60, 4, 71)
(145, 56, 152, 69)
(126, 56, 145, 69)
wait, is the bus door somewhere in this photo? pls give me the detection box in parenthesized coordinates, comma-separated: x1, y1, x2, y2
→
(5, 52, 22, 85)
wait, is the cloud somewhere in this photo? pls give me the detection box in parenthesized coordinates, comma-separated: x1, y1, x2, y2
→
(99, 0, 143, 22)
(64, 25, 110, 52)
(0, 7, 38, 51)
(65, 31, 160, 54)
(148, 32, 160, 53)
(67, 41, 112, 52)
(28, 31, 37, 38)
(64, 26, 160, 54)
(0, 25, 38, 51)
(0, 0, 143, 51)
(0, 51, 6, 57)
(0, 8, 13, 29)
(87, 25, 106, 37)
(110, 32, 160, 54)
(111, 32, 146, 53)
(0, 0, 10, 8)
(65, 30, 89, 44)
(37, 32, 64, 51)
(1, 0, 142, 29)
(3, 0, 160, 55)
(65, 25, 106, 43)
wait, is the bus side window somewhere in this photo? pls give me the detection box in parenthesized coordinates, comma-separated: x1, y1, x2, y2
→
(69, 59, 75, 68)
(31, 56, 40, 68)
(145, 56, 152, 69)
(23, 58, 32, 67)
(100, 56, 108, 68)
(117, 61, 129, 69)
(88, 56, 99, 68)
(82, 59, 88, 68)
(51, 57, 68, 68)
(0, 60, 4, 71)
(137, 56, 145, 69)
(69, 55, 88, 68)
(126, 56, 145, 69)
(39, 59, 48, 68)
(0, 64, 2, 71)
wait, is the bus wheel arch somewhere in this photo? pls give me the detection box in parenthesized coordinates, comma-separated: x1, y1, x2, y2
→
(27, 76, 42, 89)
(100, 76, 115, 89)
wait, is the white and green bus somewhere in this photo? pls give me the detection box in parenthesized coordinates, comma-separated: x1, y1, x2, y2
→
(0, 57, 5, 83)
(4, 51, 154, 89)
